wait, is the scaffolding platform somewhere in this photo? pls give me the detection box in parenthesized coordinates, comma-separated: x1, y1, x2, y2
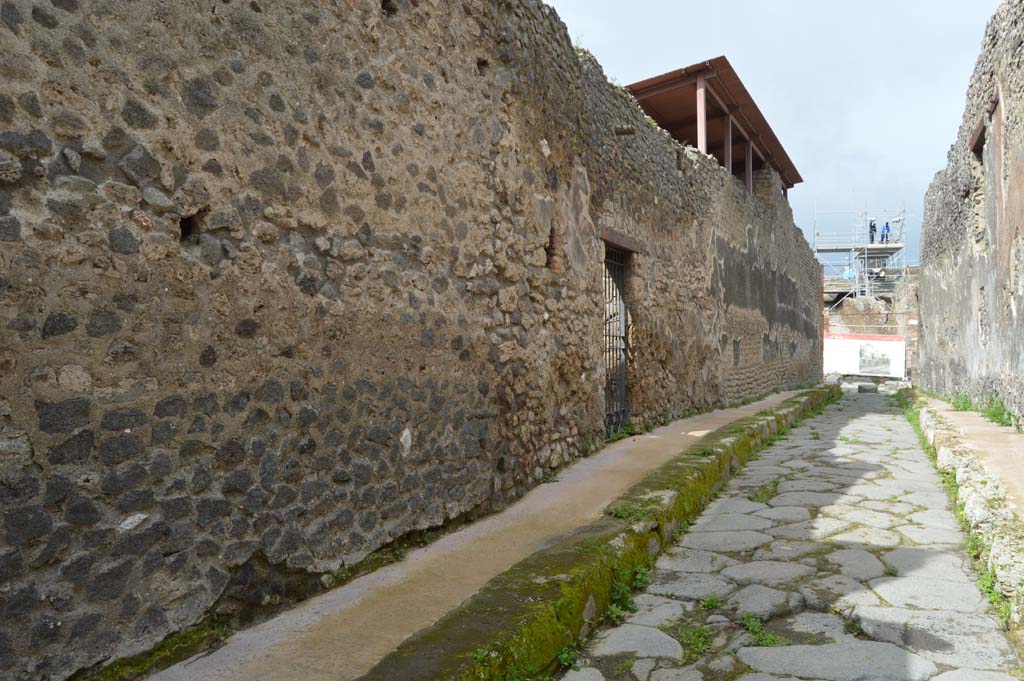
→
(813, 209, 907, 303)
(814, 242, 904, 256)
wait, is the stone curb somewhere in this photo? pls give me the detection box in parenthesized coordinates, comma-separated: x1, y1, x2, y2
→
(919, 403, 1024, 624)
(359, 385, 841, 681)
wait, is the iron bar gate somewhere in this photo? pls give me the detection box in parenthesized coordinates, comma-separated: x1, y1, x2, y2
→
(604, 248, 628, 434)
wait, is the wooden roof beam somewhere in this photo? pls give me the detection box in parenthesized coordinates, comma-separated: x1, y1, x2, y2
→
(628, 68, 716, 100)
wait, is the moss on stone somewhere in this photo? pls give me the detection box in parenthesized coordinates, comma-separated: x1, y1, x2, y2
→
(72, 619, 231, 681)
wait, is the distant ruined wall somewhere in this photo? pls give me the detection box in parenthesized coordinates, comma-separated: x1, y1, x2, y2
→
(919, 0, 1024, 421)
(894, 270, 920, 378)
(0, 1, 821, 677)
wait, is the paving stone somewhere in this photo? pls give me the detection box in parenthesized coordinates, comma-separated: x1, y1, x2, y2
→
(690, 513, 774, 532)
(631, 658, 657, 680)
(735, 675, 800, 681)
(880, 548, 971, 581)
(777, 611, 855, 643)
(766, 517, 851, 540)
(563, 669, 604, 681)
(908, 509, 960, 529)
(807, 465, 871, 480)
(752, 506, 811, 522)
(852, 606, 1015, 669)
(591, 624, 682, 660)
(828, 526, 902, 548)
(744, 465, 793, 475)
(826, 548, 885, 580)
(931, 671, 1020, 681)
(780, 459, 813, 470)
(628, 594, 688, 628)
(849, 604, 905, 645)
(737, 641, 937, 681)
(727, 584, 797, 619)
(752, 540, 823, 561)
(705, 498, 767, 515)
(893, 524, 962, 545)
(767, 492, 848, 507)
(869, 576, 985, 612)
(871, 478, 940, 494)
(720, 561, 814, 586)
(823, 505, 901, 529)
(860, 500, 917, 515)
(838, 461, 886, 471)
(649, 669, 702, 681)
(840, 484, 897, 501)
(901, 491, 950, 507)
(776, 479, 837, 492)
(799, 574, 880, 610)
(680, 531, 773, 552)
(651, 572, 735, 600)
(655, 549, 738, 573)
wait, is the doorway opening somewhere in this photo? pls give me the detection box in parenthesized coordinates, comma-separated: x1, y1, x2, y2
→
(604, 246, 630, 435)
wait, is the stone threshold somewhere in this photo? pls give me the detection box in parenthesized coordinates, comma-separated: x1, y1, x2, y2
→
(358, 385, 841, 680)
(918, 398, 1024, 629)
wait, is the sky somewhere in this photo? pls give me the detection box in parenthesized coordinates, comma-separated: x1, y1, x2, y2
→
(545, 0, 1000, 264)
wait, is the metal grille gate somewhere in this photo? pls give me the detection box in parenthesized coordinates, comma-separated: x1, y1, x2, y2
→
(604, 247, 628, 434)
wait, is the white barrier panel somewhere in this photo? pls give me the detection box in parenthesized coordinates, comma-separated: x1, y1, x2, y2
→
(824, 333, 906, 378)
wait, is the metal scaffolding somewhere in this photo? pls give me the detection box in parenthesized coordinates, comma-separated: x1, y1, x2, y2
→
(813, 208, 908, 307)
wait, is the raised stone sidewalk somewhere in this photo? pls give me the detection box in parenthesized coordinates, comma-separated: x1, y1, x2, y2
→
(564, 390, 1020, 681)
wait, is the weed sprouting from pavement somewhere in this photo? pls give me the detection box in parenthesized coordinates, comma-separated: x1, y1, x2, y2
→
(739, 613, 791, 646)
(749, 479, 779, 504)
(659, 622, 712, 662)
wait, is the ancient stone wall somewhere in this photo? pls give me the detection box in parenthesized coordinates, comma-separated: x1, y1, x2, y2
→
(0, 1, 821, 677)
(919, 0, 1024, 422)
(894, 269, 920, 378)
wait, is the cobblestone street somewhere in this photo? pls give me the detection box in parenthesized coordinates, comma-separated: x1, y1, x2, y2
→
(565, 390, 1020, 681)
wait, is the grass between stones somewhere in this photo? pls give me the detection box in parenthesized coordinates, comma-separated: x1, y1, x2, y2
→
(661, 622, 713, 662)
(738, 613, 791, 647)
(895, 389, 1015, 628)
(555, 644, 579, 670)
(611, 658, 634, 677)
(748, 479, 779, 504)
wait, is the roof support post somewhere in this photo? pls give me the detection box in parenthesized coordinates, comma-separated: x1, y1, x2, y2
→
(724, 115, 733, 173)
(696, 73, 707, 154)
(745, 139, 753, 192)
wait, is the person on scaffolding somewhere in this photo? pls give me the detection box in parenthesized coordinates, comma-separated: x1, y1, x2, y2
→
(869, 219, 877, 244)
(881, 221, 891, 243)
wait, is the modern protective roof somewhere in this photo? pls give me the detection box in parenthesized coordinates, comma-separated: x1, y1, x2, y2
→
(626, 56, 803, 188)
